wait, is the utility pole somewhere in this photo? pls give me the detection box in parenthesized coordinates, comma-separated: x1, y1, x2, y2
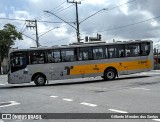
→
(67, 0, 81, 43)
(26, 20, 39, 47)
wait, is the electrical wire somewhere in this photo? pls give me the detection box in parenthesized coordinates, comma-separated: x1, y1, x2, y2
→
(36, 0, 66, 20)
(80, 0, 136, 24)
(83, 15, 160, 35)
(41, 15, 160, 45)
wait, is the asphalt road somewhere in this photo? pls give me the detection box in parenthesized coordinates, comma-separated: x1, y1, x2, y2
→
(0, 70, 160, 122)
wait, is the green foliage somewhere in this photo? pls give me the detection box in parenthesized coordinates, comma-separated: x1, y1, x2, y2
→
(0, 23, 23, 60)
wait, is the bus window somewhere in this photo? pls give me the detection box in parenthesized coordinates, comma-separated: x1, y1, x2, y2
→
(125, 44, 140, 57)
(61, 49, 75, 62)
(93, 47, 104, 59)
(105, 47, 109, 58)
(53, 50, 61, 62)
(108, 45, 125, 58)
(47, 50, 61, 63)
(30, 51, 45, 64)
(118, 45, 125, 57)
(79, 47, 92, 60)
(11, 52, 28, 72)
(140, 42, 150, 56)
(108, 46, 118, 58)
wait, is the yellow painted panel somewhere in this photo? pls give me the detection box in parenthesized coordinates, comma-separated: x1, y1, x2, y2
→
(70, 60, 152, 75)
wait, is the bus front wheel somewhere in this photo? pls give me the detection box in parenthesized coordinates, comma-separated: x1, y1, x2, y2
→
(104, 69, 116, 81)
(34, 75, 46, 86)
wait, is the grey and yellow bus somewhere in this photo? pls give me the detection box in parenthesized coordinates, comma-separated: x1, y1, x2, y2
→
(8, 40, 154, 86)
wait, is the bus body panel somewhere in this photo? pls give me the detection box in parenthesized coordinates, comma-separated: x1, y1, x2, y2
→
(8, 40, 154, 84)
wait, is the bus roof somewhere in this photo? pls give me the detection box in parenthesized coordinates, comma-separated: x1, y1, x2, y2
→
(9, 40, 153, 53)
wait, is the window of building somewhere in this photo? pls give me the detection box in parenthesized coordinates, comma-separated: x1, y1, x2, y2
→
(125, 44, 140, 57)
(61, 49, 75, 62)
(79, 47, 93, 60)
(93, 47, 104, 59)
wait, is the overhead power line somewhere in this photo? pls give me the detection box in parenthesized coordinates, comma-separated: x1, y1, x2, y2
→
(36, 0, 66, 20)
(20, 21, 26, 33)
(84, 15, 160, 35)
(40, 4, 74, 21)
(41, 15, 160, 45)
(0, 17, 73, 23)
(80, 0, 136, 24)
(39, 27, 59, 38)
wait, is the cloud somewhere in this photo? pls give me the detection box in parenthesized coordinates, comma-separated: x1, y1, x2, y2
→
(0, 0, 160, 49)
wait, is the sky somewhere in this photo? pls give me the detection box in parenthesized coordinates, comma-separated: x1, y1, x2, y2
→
(0, 0, 160, 49)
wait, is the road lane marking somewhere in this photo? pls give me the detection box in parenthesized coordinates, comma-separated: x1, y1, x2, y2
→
(108, 109, 128, 113)
(80, 102, 97, 107)
(141, 72, 160, 75)
(153, 119, 160, 121)
(0, 84, 5, 85)
(62, 98, 73, 102)
(0, 101, 20, 108)
(131, 88, 151, 91)
(50, 96, 58, 98)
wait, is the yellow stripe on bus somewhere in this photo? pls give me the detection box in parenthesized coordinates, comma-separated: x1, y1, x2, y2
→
(70, 60, 152, 75)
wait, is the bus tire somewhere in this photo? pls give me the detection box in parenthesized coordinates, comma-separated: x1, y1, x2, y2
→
(34, 75, 46, 86)
(104, 68, 116, 81)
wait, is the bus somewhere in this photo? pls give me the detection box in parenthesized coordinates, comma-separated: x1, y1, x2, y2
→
(8, 40, 154, 86)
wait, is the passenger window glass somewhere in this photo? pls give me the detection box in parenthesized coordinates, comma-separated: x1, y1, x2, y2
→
(61, 49, 75, 62)
(93, 47, 104, 59)
(118, 45, 125, 57)
(108, 45, 125, 58)
(30, 51, 45, 64)
(79, 47, 92, 60)
(11, 52, 28, 72)
(47, 50, 61, 63)
(125, 44, 140, 57)
(140, 42, 150, 56)
(108, 46, 118, 58)
(105, 48, 108, 58)
(53, 51, 61, 62)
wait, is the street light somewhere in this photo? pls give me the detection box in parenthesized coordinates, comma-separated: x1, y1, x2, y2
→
(44, 10, 81, 43)
(44, 11, 76, 30)
(79, 8, 108, 24)
(44, 8, 108, 43)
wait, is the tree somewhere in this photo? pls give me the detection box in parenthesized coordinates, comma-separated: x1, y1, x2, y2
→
(0, 23, 23, 74)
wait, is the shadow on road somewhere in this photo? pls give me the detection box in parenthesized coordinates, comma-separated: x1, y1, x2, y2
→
(0, 75, 152, 90)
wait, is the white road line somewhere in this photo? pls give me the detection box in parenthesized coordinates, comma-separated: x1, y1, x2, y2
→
(141, 72, 160, 75)
(0, 119, 4, 122)
(131, 88, 151, 91)
(50, 96, 58, 98)
(0, 101, 20, 108)
(62, 98, 73, 102)
(108, 109, 128, 113)
(153, 119, 160, 121)
(0, 84, 5, 85)
(80, 102, 97, 107)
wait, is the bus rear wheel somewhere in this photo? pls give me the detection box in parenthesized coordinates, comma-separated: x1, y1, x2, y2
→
(34, 75, 46, 86)
(104, 69, 116, 81)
